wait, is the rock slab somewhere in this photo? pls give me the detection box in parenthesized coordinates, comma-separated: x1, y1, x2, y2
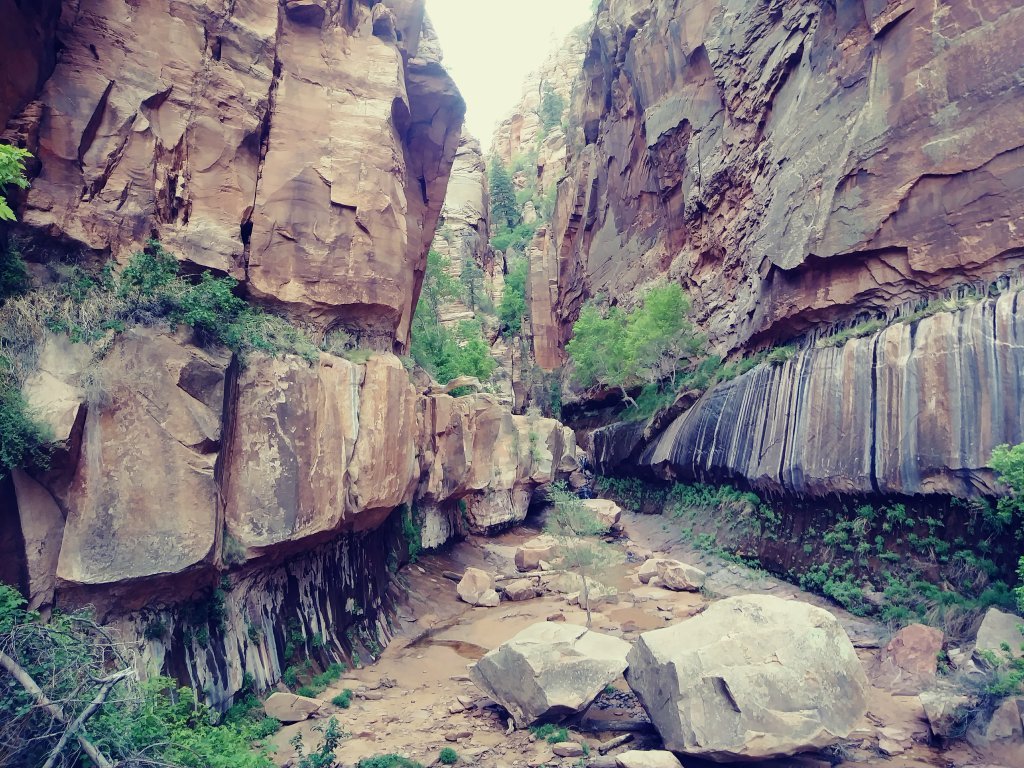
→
(457, 567, 500, 608)
(626, 594, 869, 761)
(470, 621, 630, 726)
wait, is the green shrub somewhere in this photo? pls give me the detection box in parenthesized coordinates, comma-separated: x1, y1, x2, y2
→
(356, 756, 423, 768)
(529, 723, 570, 744)
(0, 144, 31, 221)
(439, 746, 459, 764)
(332, 689, 353, 708)
(497, 256, 529, 339)
(0, 243, 30, 301)
(0, 379, 51, 475)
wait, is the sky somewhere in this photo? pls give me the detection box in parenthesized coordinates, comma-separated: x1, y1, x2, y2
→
(426, 0, 594, 152)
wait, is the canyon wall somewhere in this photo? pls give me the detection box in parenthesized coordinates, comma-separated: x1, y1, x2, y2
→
(0, 0, 580, 708)
(539, 0, 1024, 502)
(540, 0, 1024, 360)
(5, 0, 465, 348)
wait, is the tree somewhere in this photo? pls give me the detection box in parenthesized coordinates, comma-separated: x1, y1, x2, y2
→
(488, 157, 520, 232)
(990, 443, 1024, 612)
(565, 283, 705, 406)
(544, 482, 622, 628)
(539, 84, 565, 131)
(460, 257, 486, 312)
(497, 257, 529, 340)
(0, 144, 31, 222)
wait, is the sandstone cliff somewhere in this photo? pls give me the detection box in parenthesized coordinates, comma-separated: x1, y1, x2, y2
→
(5, 0, 465, 349)
(532, 0, 1024, 502)
(0, 0, 581, 709)
(541, 0, 1024, 359)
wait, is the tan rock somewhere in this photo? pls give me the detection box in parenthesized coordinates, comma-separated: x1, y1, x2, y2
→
(615, 751, 684, 768)
(920, 689, 974, 739)
(976, 607, 1024, 662)
(655, 560, 706, 592)
(11, 470, 64, 611)
(457, 568, 499, 607)
(875, 623, 944, 694)
(626, 595, 869, 760)
(503, 579, 539, 602)
(967, 697, 1024, 754)
(263, 692, 323, 723)
(581, 498, 622, 530)
(515, 536, 559, 571)
(55, 330, 227, 588)
(552, 742, 584, 757)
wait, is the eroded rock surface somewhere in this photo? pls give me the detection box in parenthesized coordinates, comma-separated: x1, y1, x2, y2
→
(626, 595, 869, 761)
(5, 0, 464, 346)
(470, 621, 630, 726)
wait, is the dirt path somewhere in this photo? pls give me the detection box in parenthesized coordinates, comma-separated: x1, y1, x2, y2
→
(270, 511, 995, 768)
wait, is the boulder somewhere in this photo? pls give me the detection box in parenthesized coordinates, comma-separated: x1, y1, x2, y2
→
(515, 536, 559, 571)
(967, 697, 1024, 754)
(975, 607, 1024, 662)
(616, 751, 684, 768)
(626, 595, 869, 761)
(552, 742, 584, 757)
(264, 692, 323, 723)
(875, 623, 944, 694)
(581, 498, 622, 530)
(503, 579, 539, 602)
(920, 689, 974, 739)
(655, 560, 706, 592)
(457, 567, 500, 607)
(636, 559, 668, 584)
(469, 622, 631, 726)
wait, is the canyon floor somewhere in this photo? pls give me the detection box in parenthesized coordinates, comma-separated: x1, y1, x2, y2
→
(269, 510, 1002, 768)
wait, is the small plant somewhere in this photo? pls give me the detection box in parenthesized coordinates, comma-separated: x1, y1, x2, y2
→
(438, 747, 458, 764)
(356, 756, 423, 768)
(401, 505, 422, 562)
(143, 617, 168, 641)
(332, 689, 353, 709)
(291, 717, 345, 768)
(0, 144, 32, 221)
(529, 723, 570, 744)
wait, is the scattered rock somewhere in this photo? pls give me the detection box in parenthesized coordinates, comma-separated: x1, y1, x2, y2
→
(615, 750, 684, 768)
(920, 688, 974, 738)
(636, 559, 669, 584)
(875, 623, 944, 694)
(975, 607, 1024, 662)
(655, 560, 706, 592)
(551, 741, 584, 757)
(626, 594, 869, 760)
(457, 567, 500, 607)
(503, 578, 540, 601)
(469, 621, 631, 726)
(263, 692, 323, 723)
(581, 498, 622, 529)
(515, 536, 559, 571)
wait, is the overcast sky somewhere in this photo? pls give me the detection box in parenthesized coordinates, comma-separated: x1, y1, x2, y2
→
(426, 0, 594, 152)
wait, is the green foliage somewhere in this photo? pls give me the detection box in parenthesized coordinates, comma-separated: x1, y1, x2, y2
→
(439, 746, 459, 764)
(488, 157, 520, 231)
(0, 243, 30, 302)
(0, 373, 51, 475)
(567, 284, 703, 401)
(291, 717, 345, 768)
(0, 584, 275, 767)
(539, 84, 566, 130)
(356, 756, 423, 768)
(529, 724, 570, 744)
(332, 689, 353, 708)
(490, 221, 537, 253)
(816, 318, 886, 348)
(410, 251, 497, 386)
(0, 144, 31, 221)
(401, 505, 422, 562)
(498, 256, 529, 339)
(991, 443, 1024, 611)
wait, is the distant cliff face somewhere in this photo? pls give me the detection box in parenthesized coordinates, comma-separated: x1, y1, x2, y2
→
(6, 0, 465, 349)
(542, 0, 1024, 358)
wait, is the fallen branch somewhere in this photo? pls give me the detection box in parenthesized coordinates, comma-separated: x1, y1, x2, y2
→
(0, 648, 117, 768)
(42, 667, 135, 768)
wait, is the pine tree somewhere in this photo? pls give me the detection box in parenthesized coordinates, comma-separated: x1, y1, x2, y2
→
(488, 157, 520, 232)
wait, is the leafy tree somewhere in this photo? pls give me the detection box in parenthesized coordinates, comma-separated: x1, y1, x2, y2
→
(460, 257, 486, 312)
(990, 443, 1024, 611)
(544, 481, 622, 628)
(488, 157, 520, 232)
(539, 84, 565, 131)
(498, 256, 529, 340)
(410, 252, 496, 386)
(0, 144, 31, 222)
(566, 283, 704, 405)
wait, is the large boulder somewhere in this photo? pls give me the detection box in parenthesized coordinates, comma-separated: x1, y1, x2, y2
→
(655, 560, 706, 592)
(874, 623, 944, 694)
(626, 595, 869, 761)
(457, 567, 500, 607)
(264, 692, 323, 723)
(581, 498, 622, 530)
(470, 622, 631, 726)
(920, 688, 974, 739)
(615, 751, 684, 768)
(975, 607, 1024, 662)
